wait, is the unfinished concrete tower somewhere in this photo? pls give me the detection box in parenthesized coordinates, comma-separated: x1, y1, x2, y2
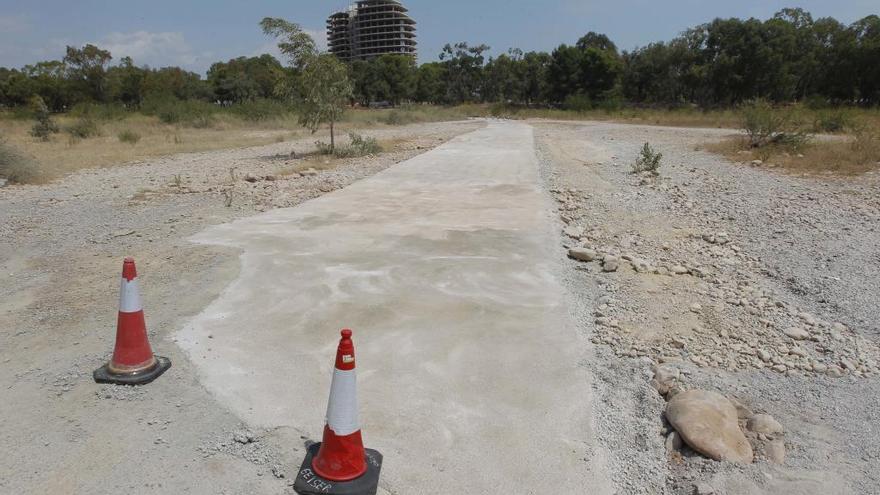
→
(327, 0, 417, 62)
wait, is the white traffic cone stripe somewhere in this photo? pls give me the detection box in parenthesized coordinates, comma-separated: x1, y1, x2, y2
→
(325, 369, 359, 436)
(118, 277, 143, 313)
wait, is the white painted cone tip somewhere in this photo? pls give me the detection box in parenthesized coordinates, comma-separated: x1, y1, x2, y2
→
(119, 277, 143, 313)
(325, 368, 359, 436)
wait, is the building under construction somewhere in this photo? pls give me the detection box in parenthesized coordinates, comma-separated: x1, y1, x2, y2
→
(327, 0, 417, 62)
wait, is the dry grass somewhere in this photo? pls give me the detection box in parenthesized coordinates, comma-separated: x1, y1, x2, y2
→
(705, 131, 880, 176)
(0, 113, 303, 182)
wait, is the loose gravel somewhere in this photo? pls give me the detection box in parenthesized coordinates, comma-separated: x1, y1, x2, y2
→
(534, 120, 880, 495)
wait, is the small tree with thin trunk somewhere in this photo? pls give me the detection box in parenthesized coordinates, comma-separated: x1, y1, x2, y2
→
(260, 17, 353, 153)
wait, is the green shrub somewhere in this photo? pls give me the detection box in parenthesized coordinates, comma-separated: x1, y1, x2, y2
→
(0, 139, 42, 183)
(337, 133, 381, 157)
(142, 95, 216, 127)
(66, 117, 101, 139)
(118, 129, 142, 144)
(29, 97, 59, 141)
(631, 142, 663, 175)
(813, 110, 852, 133)
(315, 133, 382, 158)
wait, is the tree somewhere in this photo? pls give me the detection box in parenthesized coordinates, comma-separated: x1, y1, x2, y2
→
(208, 55, 285, 103)
(260, 17, 352, 151)
(299, 54, 353, 150)
(439, 42, 490, 103)
(106, 57, 147, 108)
(414, 62, 447, 104)
(64, 44, 112, 102)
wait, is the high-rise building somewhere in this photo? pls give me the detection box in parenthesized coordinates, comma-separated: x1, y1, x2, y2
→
(327, 1, 417, 62)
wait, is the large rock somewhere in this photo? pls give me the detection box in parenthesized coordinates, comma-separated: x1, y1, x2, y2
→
(666, 390, 754, 464)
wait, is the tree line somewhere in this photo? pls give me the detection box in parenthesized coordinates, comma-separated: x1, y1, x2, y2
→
(1, 8, 878, 112)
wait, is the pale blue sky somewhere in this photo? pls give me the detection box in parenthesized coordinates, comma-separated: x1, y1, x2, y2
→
(0, 0, 876, 74)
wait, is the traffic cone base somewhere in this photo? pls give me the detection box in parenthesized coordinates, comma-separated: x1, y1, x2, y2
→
(294, 443, 382, 495)
(94, 355, 171, 385)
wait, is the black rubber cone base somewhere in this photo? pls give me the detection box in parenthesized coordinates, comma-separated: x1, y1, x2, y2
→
(293, 443, 382, 495)
(93, 356, 171, 385)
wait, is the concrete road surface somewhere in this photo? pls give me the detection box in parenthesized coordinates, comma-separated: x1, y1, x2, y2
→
(177, 121, 613, 494)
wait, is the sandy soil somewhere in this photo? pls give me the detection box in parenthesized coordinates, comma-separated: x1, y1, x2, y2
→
(0, 120, 482, 494)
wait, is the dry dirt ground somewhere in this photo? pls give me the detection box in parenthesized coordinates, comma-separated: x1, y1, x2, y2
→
(2, 118, 879, 494)
(0, 120, 482, 494)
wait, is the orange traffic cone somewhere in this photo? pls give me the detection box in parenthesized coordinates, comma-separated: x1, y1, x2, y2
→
(293, 329, 382, 495)
(93, 258, 171, 385)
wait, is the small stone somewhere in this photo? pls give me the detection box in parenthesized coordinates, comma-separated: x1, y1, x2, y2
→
(666, 431, 683, 453)
(694, 482, 716, 495)
(671, 265, 689, 275)
(233, 431, 254, 444)
(747, 414, 784, 435)
(602, 256, 619, 272)
(757, 349, 772, 362)
(827, 365, 845, 378)
(765, 439, 786, 464)
(690, 303, 702, 313)
(568, 248, 598, 262)
(563, 225, 584, 239)
(782, 327, 810, 341)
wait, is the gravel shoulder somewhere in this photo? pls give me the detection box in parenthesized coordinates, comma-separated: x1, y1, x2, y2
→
(0, 120, 483, 494)
(534, 120, 880, 494)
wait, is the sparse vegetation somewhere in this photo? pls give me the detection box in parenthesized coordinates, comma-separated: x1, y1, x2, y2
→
(29, 97, 59, 141)
(706, 114, 880, 176)
(316, 133, 381, 158)
(65, 116, 101, 139)
(118, 129, 141, 144)
(631, 142, 663, 175)
(0, 139, 42, 183)
(741, 100, 810, 151)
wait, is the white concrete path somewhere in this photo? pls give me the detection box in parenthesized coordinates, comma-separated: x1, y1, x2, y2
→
(178, 121, 612, 494)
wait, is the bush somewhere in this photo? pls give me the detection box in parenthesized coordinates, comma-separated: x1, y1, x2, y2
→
(742, 100, 810, 150)
(337, 133, 381, 157)
(383, 110, 409, 125)
(813, 110, 852, 133)
(631, 142, 663, 175)
(29, 97, 59, 141)
(66, 117, 101, 139)
(315, 133, 382, 158)
(118, 129, 142, 144)
(142, 95, 216, 127)
(0, 139, 42, 183)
